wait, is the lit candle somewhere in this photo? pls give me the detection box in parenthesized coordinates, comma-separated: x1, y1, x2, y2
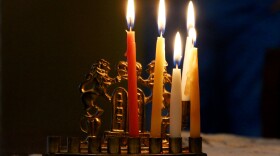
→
(189, 47, 200, 138)
(182, 1, 195, 101)
(126, 0, 139, 137)
(170, 32, 182, 138)
(181, 37, 192, 101)
(184, 28, 196, 98)
(183, 1, 201, 138)
(151, 0, 166, 138)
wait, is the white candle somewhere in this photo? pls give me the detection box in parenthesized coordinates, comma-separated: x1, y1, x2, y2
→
(170, 32, 182, 138)
(182, 1, 196, 100)
(181, 37, 193, 101)
(183, 1, 201, 138)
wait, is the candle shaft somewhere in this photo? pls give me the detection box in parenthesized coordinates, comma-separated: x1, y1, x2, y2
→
(127, 30, 139, 137)
(189, 48, 200, 138)
(151, 36, 165, 138)
(181, 37, 193, 101)
(170, 67, 182, 138)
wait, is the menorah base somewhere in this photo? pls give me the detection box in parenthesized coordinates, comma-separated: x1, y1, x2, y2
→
(45, 153, 207, 156)
(45, 135, 207, 156)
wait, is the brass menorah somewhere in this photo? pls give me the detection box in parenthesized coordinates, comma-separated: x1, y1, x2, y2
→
(45, 59, 207, 156)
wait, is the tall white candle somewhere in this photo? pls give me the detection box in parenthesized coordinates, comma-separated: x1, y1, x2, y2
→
(183, 1, 201, 138)
(170, 32, 182, 138)
(182, 1, 196, 101)
(181, 37, 192, 101)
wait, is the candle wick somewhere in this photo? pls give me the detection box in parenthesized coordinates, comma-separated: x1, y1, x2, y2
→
(176, 64, 178, 69)
(160, 31, 163, 37)
(130, 26, 132, 31)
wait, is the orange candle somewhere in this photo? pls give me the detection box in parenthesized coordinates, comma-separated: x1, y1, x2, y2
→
(190, 48, 200, 138)
(151, 0, 166, 138)
(126, 0, 139, 137)
(189, 48, 200, 138)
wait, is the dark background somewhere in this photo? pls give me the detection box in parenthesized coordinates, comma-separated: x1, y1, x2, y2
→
(0, 0, 135, 154)
(1, 0, 280, 154)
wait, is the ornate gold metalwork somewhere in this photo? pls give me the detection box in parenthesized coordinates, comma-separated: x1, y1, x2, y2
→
(45, 58, 208, 156)
(79, 59, 114, 137)
(79, 59, 171, 139)
(111, 87, 127, 132)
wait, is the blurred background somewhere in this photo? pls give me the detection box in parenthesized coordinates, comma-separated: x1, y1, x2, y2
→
(1, 0, 280, 154)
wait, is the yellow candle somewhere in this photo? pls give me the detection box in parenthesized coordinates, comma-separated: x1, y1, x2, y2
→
(151, 0, 166, 138)
(151, 36, 165, 138)
(189, 48, 200, 138)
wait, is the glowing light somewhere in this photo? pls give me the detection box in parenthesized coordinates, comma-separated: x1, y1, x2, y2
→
(189, 27, 197, 44)
(174, 32, 182, 66)
(158, 0, 166, 35)
(126, 0, 135, 29)
(187, 1, 195, 31)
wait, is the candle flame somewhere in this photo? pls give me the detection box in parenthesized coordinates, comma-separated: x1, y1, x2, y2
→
(126, 0, 135, 29)
(174, 32, 182, 66)
(187, 1, 195, 31)
(189, 27, 197, 44)
(158, 0, 166, 35)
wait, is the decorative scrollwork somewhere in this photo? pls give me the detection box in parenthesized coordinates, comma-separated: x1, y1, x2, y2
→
(79, 59, 172, 138)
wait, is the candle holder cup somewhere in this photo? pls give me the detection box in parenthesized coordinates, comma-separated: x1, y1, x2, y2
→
(169, 137, 182, 154)
(67, 137, 80, 153)
(149, 137, 163, 154)
(47, 136, 61, 154)
(88, 136, 101, 154)
(107, 137, 121, 154)
(128, 137, 141, 154)
(189, 137, 202, 153)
